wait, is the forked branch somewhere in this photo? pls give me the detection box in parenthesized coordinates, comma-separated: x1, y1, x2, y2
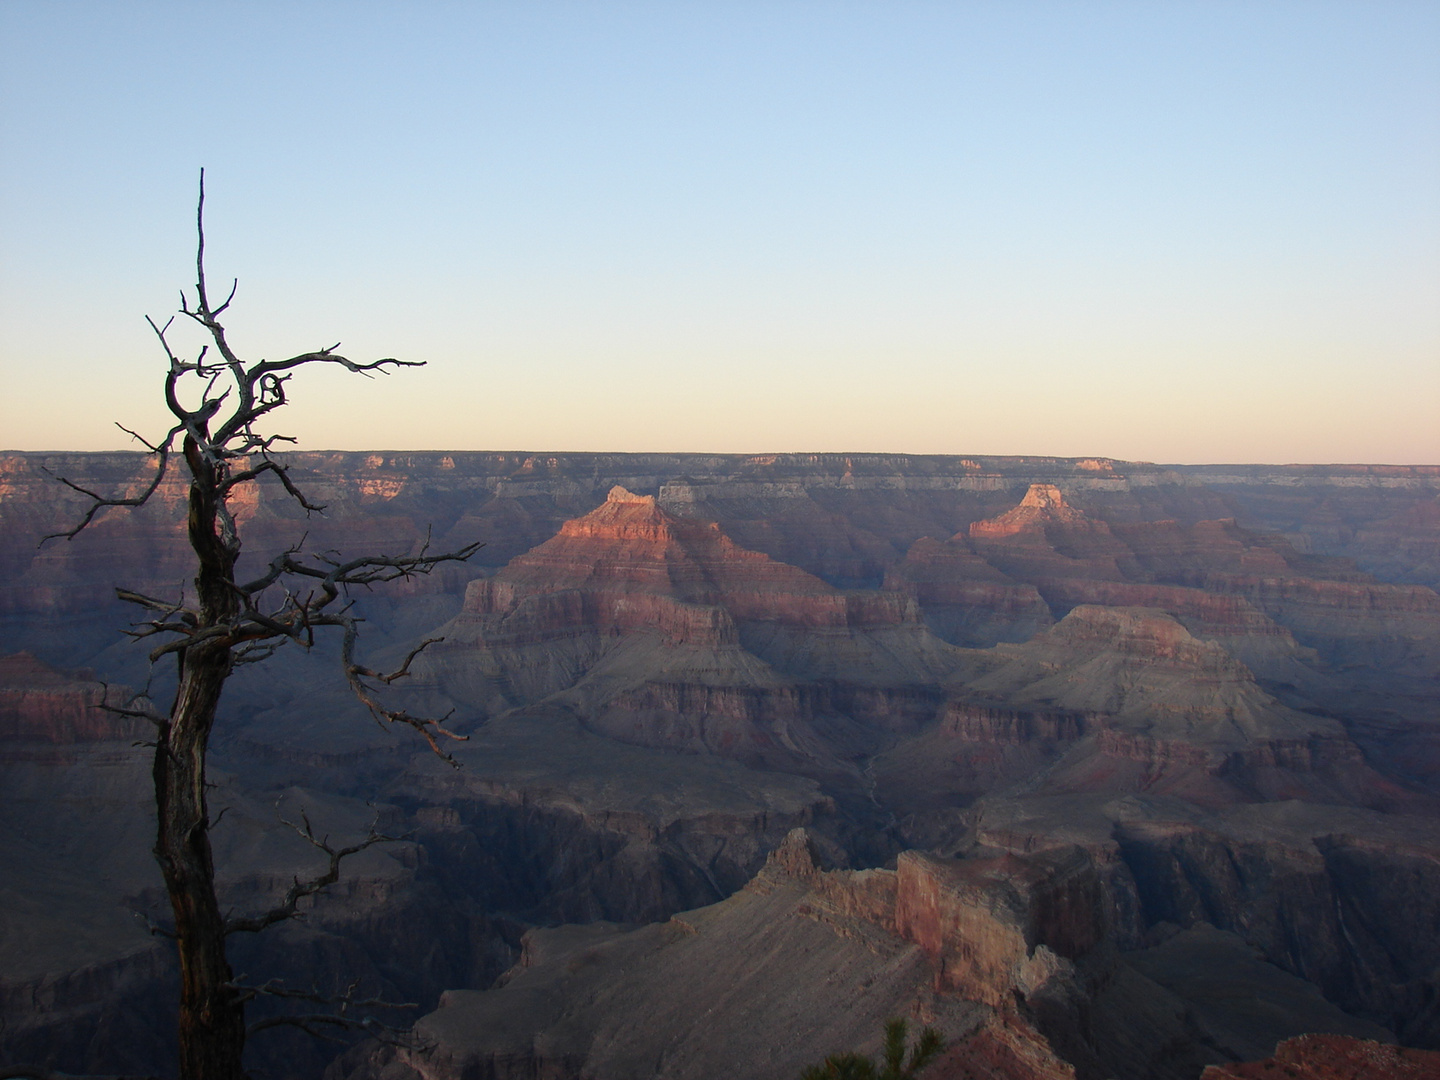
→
(224, 805, 400, 935)
(235, 977, 424, 1048)
(338, 624, 467, 764)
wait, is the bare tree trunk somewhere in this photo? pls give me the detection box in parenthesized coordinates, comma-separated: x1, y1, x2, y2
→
(155, 646, 245, 1079)
(152, 441, 246, 1079)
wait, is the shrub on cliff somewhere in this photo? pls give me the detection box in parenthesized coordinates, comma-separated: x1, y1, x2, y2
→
(800, 1018, 946, 1080)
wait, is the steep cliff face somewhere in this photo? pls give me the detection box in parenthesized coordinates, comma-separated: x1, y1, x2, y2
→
(1114, 815, 1440, 1045)
(960, 794, 1440, 1050)
(893, 847, 1105, 1005)
(389, 706, 838, 924)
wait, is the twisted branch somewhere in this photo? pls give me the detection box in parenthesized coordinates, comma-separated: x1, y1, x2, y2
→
(230, 979, 426, 1051)
(224, 805, 400, 935)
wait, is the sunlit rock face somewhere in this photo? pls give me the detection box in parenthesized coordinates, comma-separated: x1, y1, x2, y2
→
(2, 452, 1440, 1079)
(466, 484, 914, 631)
(969, 483, 1140, 582)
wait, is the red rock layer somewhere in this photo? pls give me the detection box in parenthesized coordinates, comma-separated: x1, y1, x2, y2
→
(0, 653, 144, 743)
(939, 703, 1093, 744)
(885, 537, 1054, 645)
(467, 584, 741, 647)
(1200, 1033, 1440, 1079)
(1199, 572, 1440, 623)
(930, 1014, 1077, 1080)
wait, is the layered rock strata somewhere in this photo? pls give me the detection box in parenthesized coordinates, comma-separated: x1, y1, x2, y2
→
(335, 830, 1394, 1080)
(418, 487, 962, 772)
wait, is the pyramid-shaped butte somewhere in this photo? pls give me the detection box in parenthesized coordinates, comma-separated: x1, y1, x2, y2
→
(468, 486, 908, 629)
(967, 482, 1134, 581)
(969, 483, 1088, 539)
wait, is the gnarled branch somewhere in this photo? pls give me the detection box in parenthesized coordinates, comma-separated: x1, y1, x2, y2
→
(224, 805, 400, 935)
(234, 977, 423, 1048)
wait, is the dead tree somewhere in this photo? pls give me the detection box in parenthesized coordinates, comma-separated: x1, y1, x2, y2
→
(39, 173, 480, 1080)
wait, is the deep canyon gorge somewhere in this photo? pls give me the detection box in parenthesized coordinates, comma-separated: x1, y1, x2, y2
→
(2, 451, 1438, 1080)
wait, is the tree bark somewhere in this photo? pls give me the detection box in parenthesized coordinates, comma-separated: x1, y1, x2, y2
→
(152, 441, 246, 1080)
(155, 645, 244, 1080)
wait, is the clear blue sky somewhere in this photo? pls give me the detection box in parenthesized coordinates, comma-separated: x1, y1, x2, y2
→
(2, 1, 1436, 462)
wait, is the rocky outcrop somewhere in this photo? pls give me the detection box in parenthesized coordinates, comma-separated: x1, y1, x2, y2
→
(331, 831, 989, 1080)
(333, 832, 1111, 1080)
(1201, 1034, 1440, 1079)
(969, 485, 1138, 582)
(894, 847, 1105, 1005)
(927, 1013, 1078, 1080)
